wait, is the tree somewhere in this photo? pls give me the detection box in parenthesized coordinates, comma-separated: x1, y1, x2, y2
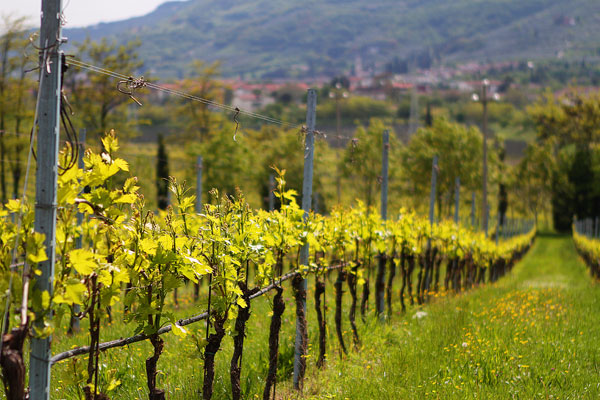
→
(67, 38, 143, 141)
(241, 123, 336, 211)
(342, 119, 401, 208)
(568, 147, 594, 221)
(156, 134, 170, 210)
(185, 121, 251, 203)
(401, 118, 483, 218)
(511, 143, 553, 226)
(496, 144, 508, 226)
(528, 89, 600, 231)
(424, 102, 433, 127)
(174, 60, 223, 142)
(0, 15, 30, 203)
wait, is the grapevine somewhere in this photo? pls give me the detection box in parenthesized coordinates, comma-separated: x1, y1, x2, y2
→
(0, 133, 536, 400)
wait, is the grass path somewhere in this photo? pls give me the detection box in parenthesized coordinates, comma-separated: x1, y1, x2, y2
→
(284, 233, 600, 399)
(47, 234, 600, 399)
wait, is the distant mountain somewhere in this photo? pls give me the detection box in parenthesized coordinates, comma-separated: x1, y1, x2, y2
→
(65, 0, 600, 79)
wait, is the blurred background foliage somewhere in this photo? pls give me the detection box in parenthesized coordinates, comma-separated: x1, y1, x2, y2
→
(2, 14, 600, 233)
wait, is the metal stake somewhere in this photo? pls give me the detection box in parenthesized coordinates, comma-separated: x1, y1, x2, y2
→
(293, 89, 316, 390)
(30, 0, 63, 397)
(376, 129, 389, 317)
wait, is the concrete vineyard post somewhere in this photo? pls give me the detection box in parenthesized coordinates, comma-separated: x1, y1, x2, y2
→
(481, 80, 489, 238)
(423, 155, 438, 291)
(30, 0, 63, 398)
(293, 88, 316, 390)
(376, 129, 389, 317)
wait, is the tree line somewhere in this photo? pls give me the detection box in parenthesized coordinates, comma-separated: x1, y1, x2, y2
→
(1, 16, 596, 231)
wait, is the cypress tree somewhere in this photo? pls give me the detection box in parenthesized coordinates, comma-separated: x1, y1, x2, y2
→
(424, 102, 433, 127)
(156, 134, 170, 210)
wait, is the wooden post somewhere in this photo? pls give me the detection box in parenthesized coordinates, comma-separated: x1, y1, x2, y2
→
(195, 155, 202, 213)
(376, 129, 389, 317)
(293, 89, 316, 390)
(30, 0, 63, 398)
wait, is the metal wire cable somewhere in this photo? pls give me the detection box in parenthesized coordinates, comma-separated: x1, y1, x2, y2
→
(66, 58, 362, 144)
(67, 58, 301, 129)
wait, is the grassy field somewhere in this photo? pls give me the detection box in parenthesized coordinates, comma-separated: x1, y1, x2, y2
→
(43, 233, 600, 399)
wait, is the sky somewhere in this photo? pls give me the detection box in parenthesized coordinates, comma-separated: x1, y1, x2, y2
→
(0, 0, 184, 28)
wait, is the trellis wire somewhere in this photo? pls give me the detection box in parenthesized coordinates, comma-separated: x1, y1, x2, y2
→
(50, 264, 342, 365)
(65, 58, 358, 144)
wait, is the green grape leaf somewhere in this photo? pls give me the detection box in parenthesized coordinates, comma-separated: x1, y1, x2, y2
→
(68, 249, 97, 275)
(64, 279, 87, 305)
(171, 322, 188, 338)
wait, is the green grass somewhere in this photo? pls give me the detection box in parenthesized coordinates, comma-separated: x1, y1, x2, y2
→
(29, 234, 600, 399)
(281, 233, 600, 399)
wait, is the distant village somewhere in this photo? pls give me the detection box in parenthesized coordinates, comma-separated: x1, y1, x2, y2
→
(223, 59, 513, 111)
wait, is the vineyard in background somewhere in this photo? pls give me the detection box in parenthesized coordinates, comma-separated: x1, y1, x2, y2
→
(573, 219, 600, 279)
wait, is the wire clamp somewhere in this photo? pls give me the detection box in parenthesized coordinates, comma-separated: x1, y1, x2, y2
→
(117, 76, 147, 106)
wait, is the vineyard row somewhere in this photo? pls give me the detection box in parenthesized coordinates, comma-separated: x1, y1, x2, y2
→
(0, 133, 535, 399)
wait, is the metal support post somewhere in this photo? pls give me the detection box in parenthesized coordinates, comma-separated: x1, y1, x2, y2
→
(376, 129, 389, 317)
(30, 0, 63, 398)
(481, 80, 489, 237)
(293, 89, 316, 390)
(424, 155, 438, 291)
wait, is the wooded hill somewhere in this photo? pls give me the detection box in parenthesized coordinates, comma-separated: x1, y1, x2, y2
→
(64, 0, 600, 79)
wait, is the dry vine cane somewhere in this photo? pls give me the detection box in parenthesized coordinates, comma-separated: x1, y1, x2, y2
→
(263, 247, 286, 400)
(347, 241, 361, 346)
(333, 267, 347, 355)
(1, 246, 34, 400)
(263, 285, 285, 400)
(314, 251, 327, 368)
(230, 271, 259, 400)
(83, 274, 109, 400)
(385, 243, 398, 317)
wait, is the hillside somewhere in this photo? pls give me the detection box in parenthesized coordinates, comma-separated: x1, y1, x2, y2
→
(64, 0, 600, 78)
